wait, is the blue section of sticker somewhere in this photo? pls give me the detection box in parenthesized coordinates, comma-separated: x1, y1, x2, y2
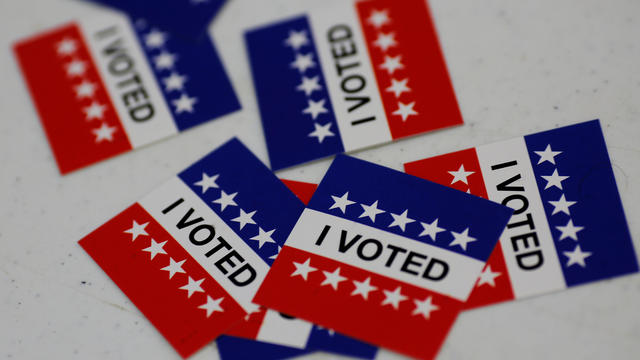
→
(524, 120, 638, 286)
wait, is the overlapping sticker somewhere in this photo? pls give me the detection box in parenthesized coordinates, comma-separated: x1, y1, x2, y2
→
(88, 0, 227, 40)
(253, 155, 512, 359)
(79, 139, 302, 358)
(245, 0, 462, 170)
(221, 180, 378, 360)
(404, 120, 639, 309)
(14, 11, 239, 174)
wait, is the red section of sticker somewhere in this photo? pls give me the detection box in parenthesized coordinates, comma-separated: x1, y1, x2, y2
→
(356, 0, 463, 139)
(224, 179, 316, 340)
(14, 22, 131, 174)
(79, 203, 245, 358)
(254, 246, 461, 359)
(281, 179, 318, 205)
(404, 149, 516, 309)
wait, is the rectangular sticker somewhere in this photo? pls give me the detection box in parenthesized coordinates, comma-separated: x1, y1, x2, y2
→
(404, 120, 639, 309)
(14, 11, 239, 174)
(253, 155, 512, 359)
(79, 139, 303, 358)
(245, 0, 462, 170)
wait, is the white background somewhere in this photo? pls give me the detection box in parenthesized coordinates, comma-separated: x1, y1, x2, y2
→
(1, 0, 639, 359)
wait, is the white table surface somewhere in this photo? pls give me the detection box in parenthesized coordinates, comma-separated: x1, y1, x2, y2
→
(1, 0, 639, 359)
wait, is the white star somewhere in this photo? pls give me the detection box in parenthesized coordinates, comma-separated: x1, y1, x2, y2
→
(269, 246, 281, 260)
(124, 220, 149, 241)
(412, 296, 439, 319)
(232, 209, 257, 230)
(373, 32, 397, 52)
(448, 164, 475, 185)
(449, 228, 477, 251)
(92, 123, 117, 143)
(367, 9, 390, 28)
(351, 277, 377, 300)
(320, 267, 347, 290)
(153, 51, 177, 70)
(172, 93, 197, 114)
(162, 72, 187, 92)
(419, 219, 446, 241)
(329, 192, 355, 214)
(193, 172, 219, 193)
(388, 209, 415, 232)
(74, 81, 97, 99)
(296, 76, 322, 96)
(556, 219, 584, 241)
(477, 265, 501, 287)
(315, 326, 335, 336)
(381, 286, 407, 310)
(142, 238, 167, 260)
(379, 55, 403, 75)
(291, 258, 316, 281)
(161, 257, 186, 279)
(541, 169, 570, 190)
(534, 144, 562, 165)
(548, 194, 577, 216)
(212, 190, 237, 211)
(308, 122, 335, 144)
(290, 53, 315, 73)
(179, 277, 205, 298)
(66, 59, 87, 77)
(386, 78, 411, 98)
(250, 227, 276, 249)
(199, 296, 224, 317)
(563, 244, 592, 268)
(83, 102, 107, 120)
(302, 99, 328, 120)
(284, 29, 309, 50)
(56, 38, 77, 56)
(392, 101, 418, 121)
(144, 29, 167, 49)
(359, 200, 385, 223)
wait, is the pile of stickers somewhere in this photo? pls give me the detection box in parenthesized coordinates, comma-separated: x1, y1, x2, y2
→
(13, 0, 638, 359)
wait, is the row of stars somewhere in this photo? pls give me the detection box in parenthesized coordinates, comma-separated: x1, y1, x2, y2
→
(328, 191, 477, 251)
(56, 37, 118, 143)
(124, 219, 224, 317)
(192, 172, 282, 258)
(291, 258, 439, 319)
(284, 29, 336, 144)
(365, 9, 418, 122)
(533, 144, 591, 268)
(141, 27, 198, 115)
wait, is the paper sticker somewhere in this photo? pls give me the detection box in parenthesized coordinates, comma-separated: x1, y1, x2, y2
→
(254, 155, 512, 359)
(14, 11, 239, 174)
(245, 0, 462, 170)
(88, 0, 226, 40)
(79, 139, 302, 357)
(404, 120, 638, 309)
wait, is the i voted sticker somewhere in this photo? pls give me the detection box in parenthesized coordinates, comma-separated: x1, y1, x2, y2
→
(253, 155, 512, 359)
(14, 11, 239, 174)
(245, 0, 462, 170)
(405, 120, 639, 309)
(79, 139, 302, 358)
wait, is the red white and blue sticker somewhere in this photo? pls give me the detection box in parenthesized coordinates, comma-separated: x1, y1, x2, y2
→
(220, 180, 378, 359)
(88, 0, 226, 40)
(253, 155, 512, 359)
(245, 0, 462, 170)
(14, 11, 239, 174)
(79, 139, 303, 358)
(404, 120, 639, 309)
